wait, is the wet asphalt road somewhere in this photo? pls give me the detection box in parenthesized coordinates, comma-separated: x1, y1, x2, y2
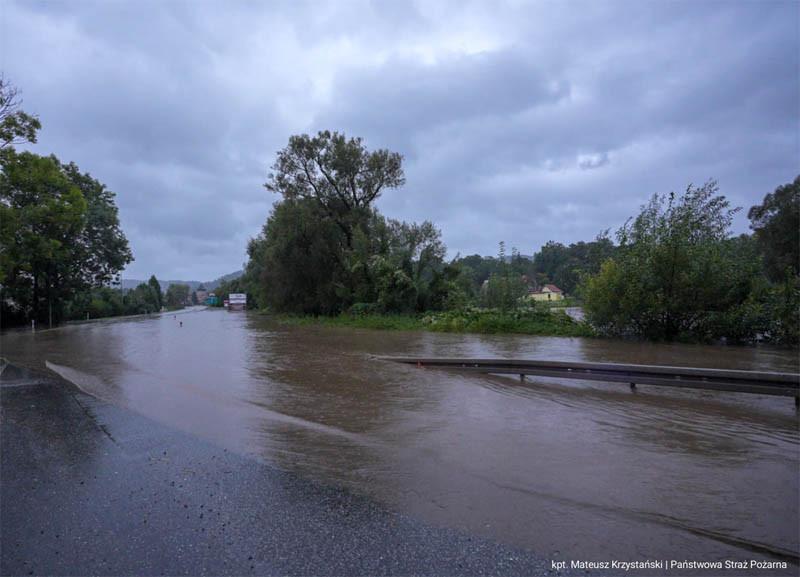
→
(0, 364, 556, 576)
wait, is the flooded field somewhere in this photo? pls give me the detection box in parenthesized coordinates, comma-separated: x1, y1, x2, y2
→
(2, 308, 798, 568)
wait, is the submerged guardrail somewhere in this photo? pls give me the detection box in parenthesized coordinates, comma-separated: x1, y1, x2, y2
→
(378, 357, 800, 405)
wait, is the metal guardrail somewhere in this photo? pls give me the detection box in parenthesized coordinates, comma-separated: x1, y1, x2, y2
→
(378, 357, 800, 403)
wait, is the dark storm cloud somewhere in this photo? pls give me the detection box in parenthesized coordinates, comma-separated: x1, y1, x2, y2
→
(2, 0, 797, 279)
(314, 1, 798, 258)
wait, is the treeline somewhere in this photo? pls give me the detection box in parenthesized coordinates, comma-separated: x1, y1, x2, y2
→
(63, 277, 191, 320)
(238, 130, 797, 345)
(451, 236, 616, 302)
(0, 78, 188, 327)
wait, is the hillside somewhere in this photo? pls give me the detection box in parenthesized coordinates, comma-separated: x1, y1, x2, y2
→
(121, 270, 243, 293)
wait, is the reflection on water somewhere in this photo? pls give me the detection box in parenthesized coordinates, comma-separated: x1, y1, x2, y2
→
(2, 308, 798, 566)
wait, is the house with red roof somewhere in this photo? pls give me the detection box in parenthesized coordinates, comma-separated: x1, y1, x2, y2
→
(527, 284, 564, 302)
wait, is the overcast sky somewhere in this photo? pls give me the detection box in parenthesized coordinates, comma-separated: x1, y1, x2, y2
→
(2, 1, 798, 281)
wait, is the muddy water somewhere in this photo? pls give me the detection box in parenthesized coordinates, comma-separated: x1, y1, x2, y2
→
(2, 308, 798, 568)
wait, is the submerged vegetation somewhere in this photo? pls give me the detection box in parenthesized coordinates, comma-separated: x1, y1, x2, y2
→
(276, 305, 593, 337)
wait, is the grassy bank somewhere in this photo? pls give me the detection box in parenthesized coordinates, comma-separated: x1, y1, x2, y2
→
(275, 308, 595, 337)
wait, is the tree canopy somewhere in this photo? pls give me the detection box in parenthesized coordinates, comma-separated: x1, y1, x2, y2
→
(265, 131, 404, 247)
(0, 78, 133, 327)
(748, 176, 799, 282)
(582, 180, 796, 343)
(0, 77, 41, 152)
(0, 152, 133, 325)
(246, 132, 460, 316)
(531, 236, 616, 295)
(165, 283, 190, 309)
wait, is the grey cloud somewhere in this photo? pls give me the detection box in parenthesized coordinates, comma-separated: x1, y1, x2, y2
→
(3, 0, 797, 279)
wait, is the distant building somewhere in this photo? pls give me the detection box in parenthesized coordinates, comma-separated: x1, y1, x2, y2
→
(205, 293, 219, 306)
(528, 284, 564, 302)
(228, 293, 247, 311)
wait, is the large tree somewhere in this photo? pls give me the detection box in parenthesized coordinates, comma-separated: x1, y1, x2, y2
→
(165, 283, 190, 309)
(583, 180, 760, 341)
(249, 131, 468, 315)
(147, 275, 163, 310)
(265, 131, 404, 246)
(0, 153, 132, 326)
(0, 153, 86, 325)
(748, 176, 799, 281)
(61, 162, 133, 287)
(250, 198, 346, 315)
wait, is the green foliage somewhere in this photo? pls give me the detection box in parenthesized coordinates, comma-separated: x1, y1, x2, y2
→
(119, 282, 161, 315)
(480, 243, 528, 310)
(422, 307, 594, 337)
(62, 285, 124, 320)
(0, 78, 41, 153)
(582, 181, 783, 343)
(61, 162, 133, 286)
(250, 198, 346, 314)
(764, 275, 800, 345)
(451, 249, 535, 302)
(748, 175, 799, 282)
(276, 307, 593, 337)
(0, 152, 133, 326)
(248, 133, 463, 316)
(147, 275, 163, 310)
(1, 152, 87, 325)
(165, 283, 190, 309)
(265, 130, 404, 249)
(278, 313, 424, 331)
(531, 234, 616, 296)
(0, 81, 132, 327)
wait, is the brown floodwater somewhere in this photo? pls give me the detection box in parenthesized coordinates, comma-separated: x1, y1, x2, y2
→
(2, 308, 798, 569)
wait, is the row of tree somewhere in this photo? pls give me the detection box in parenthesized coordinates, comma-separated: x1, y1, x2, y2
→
(238, 130, 798, 345)
(60, 277, 191, 320)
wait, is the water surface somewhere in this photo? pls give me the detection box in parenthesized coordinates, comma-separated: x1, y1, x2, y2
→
(2, 308, 798, 569)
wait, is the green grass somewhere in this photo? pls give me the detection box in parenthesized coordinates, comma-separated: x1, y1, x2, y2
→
(274, 308, 595, 337)
(275, 313, 425, 331)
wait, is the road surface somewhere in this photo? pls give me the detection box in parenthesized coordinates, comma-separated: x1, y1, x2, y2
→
(0, 362, 555, 576)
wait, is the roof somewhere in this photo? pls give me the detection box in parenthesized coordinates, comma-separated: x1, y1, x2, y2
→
(529, 284, 564, 295)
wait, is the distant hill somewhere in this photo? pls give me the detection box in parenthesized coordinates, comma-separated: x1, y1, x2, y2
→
(205, 270, 244, 290)
(121, 270, 243, 293)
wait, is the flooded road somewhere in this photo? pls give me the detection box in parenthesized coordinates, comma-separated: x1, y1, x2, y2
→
(2, 308, 798, 568)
